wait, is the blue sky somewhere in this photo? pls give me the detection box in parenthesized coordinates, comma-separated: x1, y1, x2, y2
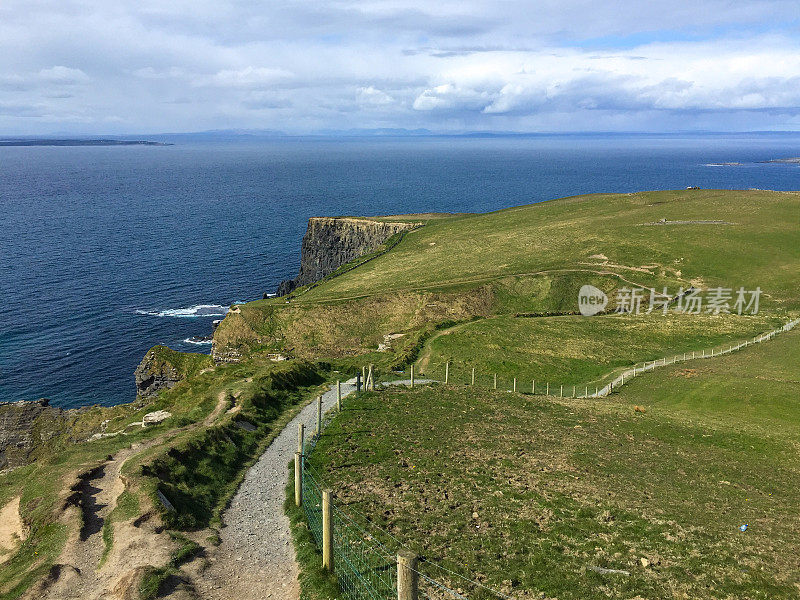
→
(1, 1, 800, 134)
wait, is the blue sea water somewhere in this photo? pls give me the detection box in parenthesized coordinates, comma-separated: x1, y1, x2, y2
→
(1, 133, 800, 408)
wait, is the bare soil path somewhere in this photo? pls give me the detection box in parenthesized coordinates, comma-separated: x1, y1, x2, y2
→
(30, 391, 231, 600)
(0, 496, 25, 565)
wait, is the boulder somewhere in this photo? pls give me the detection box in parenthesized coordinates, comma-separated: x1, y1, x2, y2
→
(142, 410, 172, 427)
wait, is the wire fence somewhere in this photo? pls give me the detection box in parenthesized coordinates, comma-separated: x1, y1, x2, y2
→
(294, 316, 798, 599)
(402, 317, 800, 399)
(299, 402, 512, 600)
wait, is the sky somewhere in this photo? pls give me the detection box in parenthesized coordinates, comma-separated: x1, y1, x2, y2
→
(2, 1, 800, 135)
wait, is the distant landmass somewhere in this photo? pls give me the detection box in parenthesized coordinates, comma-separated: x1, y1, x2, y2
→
(0, 139, 172, 147)
(761, 157, 800, 164)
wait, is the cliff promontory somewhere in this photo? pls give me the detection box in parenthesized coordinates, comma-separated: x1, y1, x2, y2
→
(276, 217, 418, 296)
(135, 345, 213, 397)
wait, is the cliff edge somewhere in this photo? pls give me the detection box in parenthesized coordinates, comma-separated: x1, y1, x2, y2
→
(135, 345, 213, 397)
(275, 217, 418, 296)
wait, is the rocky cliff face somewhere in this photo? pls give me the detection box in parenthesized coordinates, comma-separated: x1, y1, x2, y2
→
(276, 217, 418, 296)
(135, 352, 182, 398)
(0, 399, 64, 471)
(134, 345, 213, 398)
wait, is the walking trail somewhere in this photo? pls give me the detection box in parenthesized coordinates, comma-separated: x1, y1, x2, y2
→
(195, 377, 431, 600)
(30, 391, 230, 600)
(195, 378, 358, 600)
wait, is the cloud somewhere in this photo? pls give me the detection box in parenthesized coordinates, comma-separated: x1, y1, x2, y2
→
(1, 1, 800, 133)
(0, 66, 90, 91)
(37, 66, 90, 84)
(356, 86, 394, 106)
(203, 67, 295, 89)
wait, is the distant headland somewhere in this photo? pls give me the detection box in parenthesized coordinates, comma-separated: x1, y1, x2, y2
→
(0, 138, 172, 147)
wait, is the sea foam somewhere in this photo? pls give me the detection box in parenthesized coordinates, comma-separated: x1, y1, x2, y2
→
(136, 304, 229, 318)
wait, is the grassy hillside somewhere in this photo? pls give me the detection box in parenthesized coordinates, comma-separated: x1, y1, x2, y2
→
(215, 189, 800, 368)
(294, 189, 800, 306)
(417, 312, 783, 388)
(305, 328, 800, 599)
(0, 356, 334, 599)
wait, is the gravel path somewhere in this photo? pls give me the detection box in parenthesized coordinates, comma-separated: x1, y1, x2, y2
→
(195, 378, 358, 600)
(194, 378, 432, 600)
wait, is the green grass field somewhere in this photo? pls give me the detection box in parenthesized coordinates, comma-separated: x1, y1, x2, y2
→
(4, 189, 799, 599)
(293, 190, 800, 308)
(305, 328, 800, 599)
(215, 190, 800, 364)
(416, 312, 783, 389)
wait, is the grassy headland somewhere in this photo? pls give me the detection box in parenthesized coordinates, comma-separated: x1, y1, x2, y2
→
(305, 328, 800, 599)
(2, 189, 798, 599)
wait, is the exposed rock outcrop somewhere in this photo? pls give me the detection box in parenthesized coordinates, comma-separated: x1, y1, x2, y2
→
(0, 399, 65, 471)
(134, 345, 213, 398)
(276, 217, 419, 296)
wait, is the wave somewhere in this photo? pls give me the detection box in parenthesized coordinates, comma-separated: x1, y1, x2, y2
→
(136, 304, 229, 318)
(183, 337, 213, 345)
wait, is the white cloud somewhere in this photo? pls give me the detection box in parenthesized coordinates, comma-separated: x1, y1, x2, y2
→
(37, 66, 90, 84)
(356, 86, 394, 106)
(204, 67, 295, 89)
(1, 1, 800, 133)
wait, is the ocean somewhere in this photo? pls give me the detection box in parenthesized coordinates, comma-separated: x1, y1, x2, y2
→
(1, 133, 799, 408)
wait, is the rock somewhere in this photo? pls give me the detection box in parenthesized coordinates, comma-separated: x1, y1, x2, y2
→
(0, 399, 65, 471)
(276, 217, 419, 296)
(134, 348, 183, 398)
(235, 420, 257, 431)
(134, 345, 212, 397)
(640, 558, 650, 568)
(156, 489, 175, 512)
(142, 410, 172, 426)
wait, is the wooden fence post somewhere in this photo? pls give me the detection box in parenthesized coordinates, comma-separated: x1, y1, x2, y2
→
(493, 373, 497, 390)
(532, 380, 535, 394)
(471, 367, 475, 386)
(322, 490, 334, 572)
(295, 452, 303, 507)
(337, 380, 342, 411)
(560, 384, 563, 398)
(298, 423, 305, 455)
(410, 364, 414, 388)
(445, 361, 450, 384)
(316, 395, 322, 434)
(546, 382, 549, 395)
(397, 550, 419, 600)
(513, 378, 517, 392)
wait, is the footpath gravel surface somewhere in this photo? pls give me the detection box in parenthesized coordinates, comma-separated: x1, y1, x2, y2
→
(195, 378, 357, 599)
(194, 378, 433, 599)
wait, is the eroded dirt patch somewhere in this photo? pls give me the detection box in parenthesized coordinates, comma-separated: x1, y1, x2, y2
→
(0, 496, 26, 564)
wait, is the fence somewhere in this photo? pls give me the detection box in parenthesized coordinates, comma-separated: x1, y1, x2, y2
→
(292, 316, 799, 599)
(295, 373, 515, 600)
(405, 317, 800, 400)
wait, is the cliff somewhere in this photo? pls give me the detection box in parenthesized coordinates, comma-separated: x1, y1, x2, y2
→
(0, 399, 65, 471)
(276, 217, 419, 296)
(135, 345, 213, 397)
